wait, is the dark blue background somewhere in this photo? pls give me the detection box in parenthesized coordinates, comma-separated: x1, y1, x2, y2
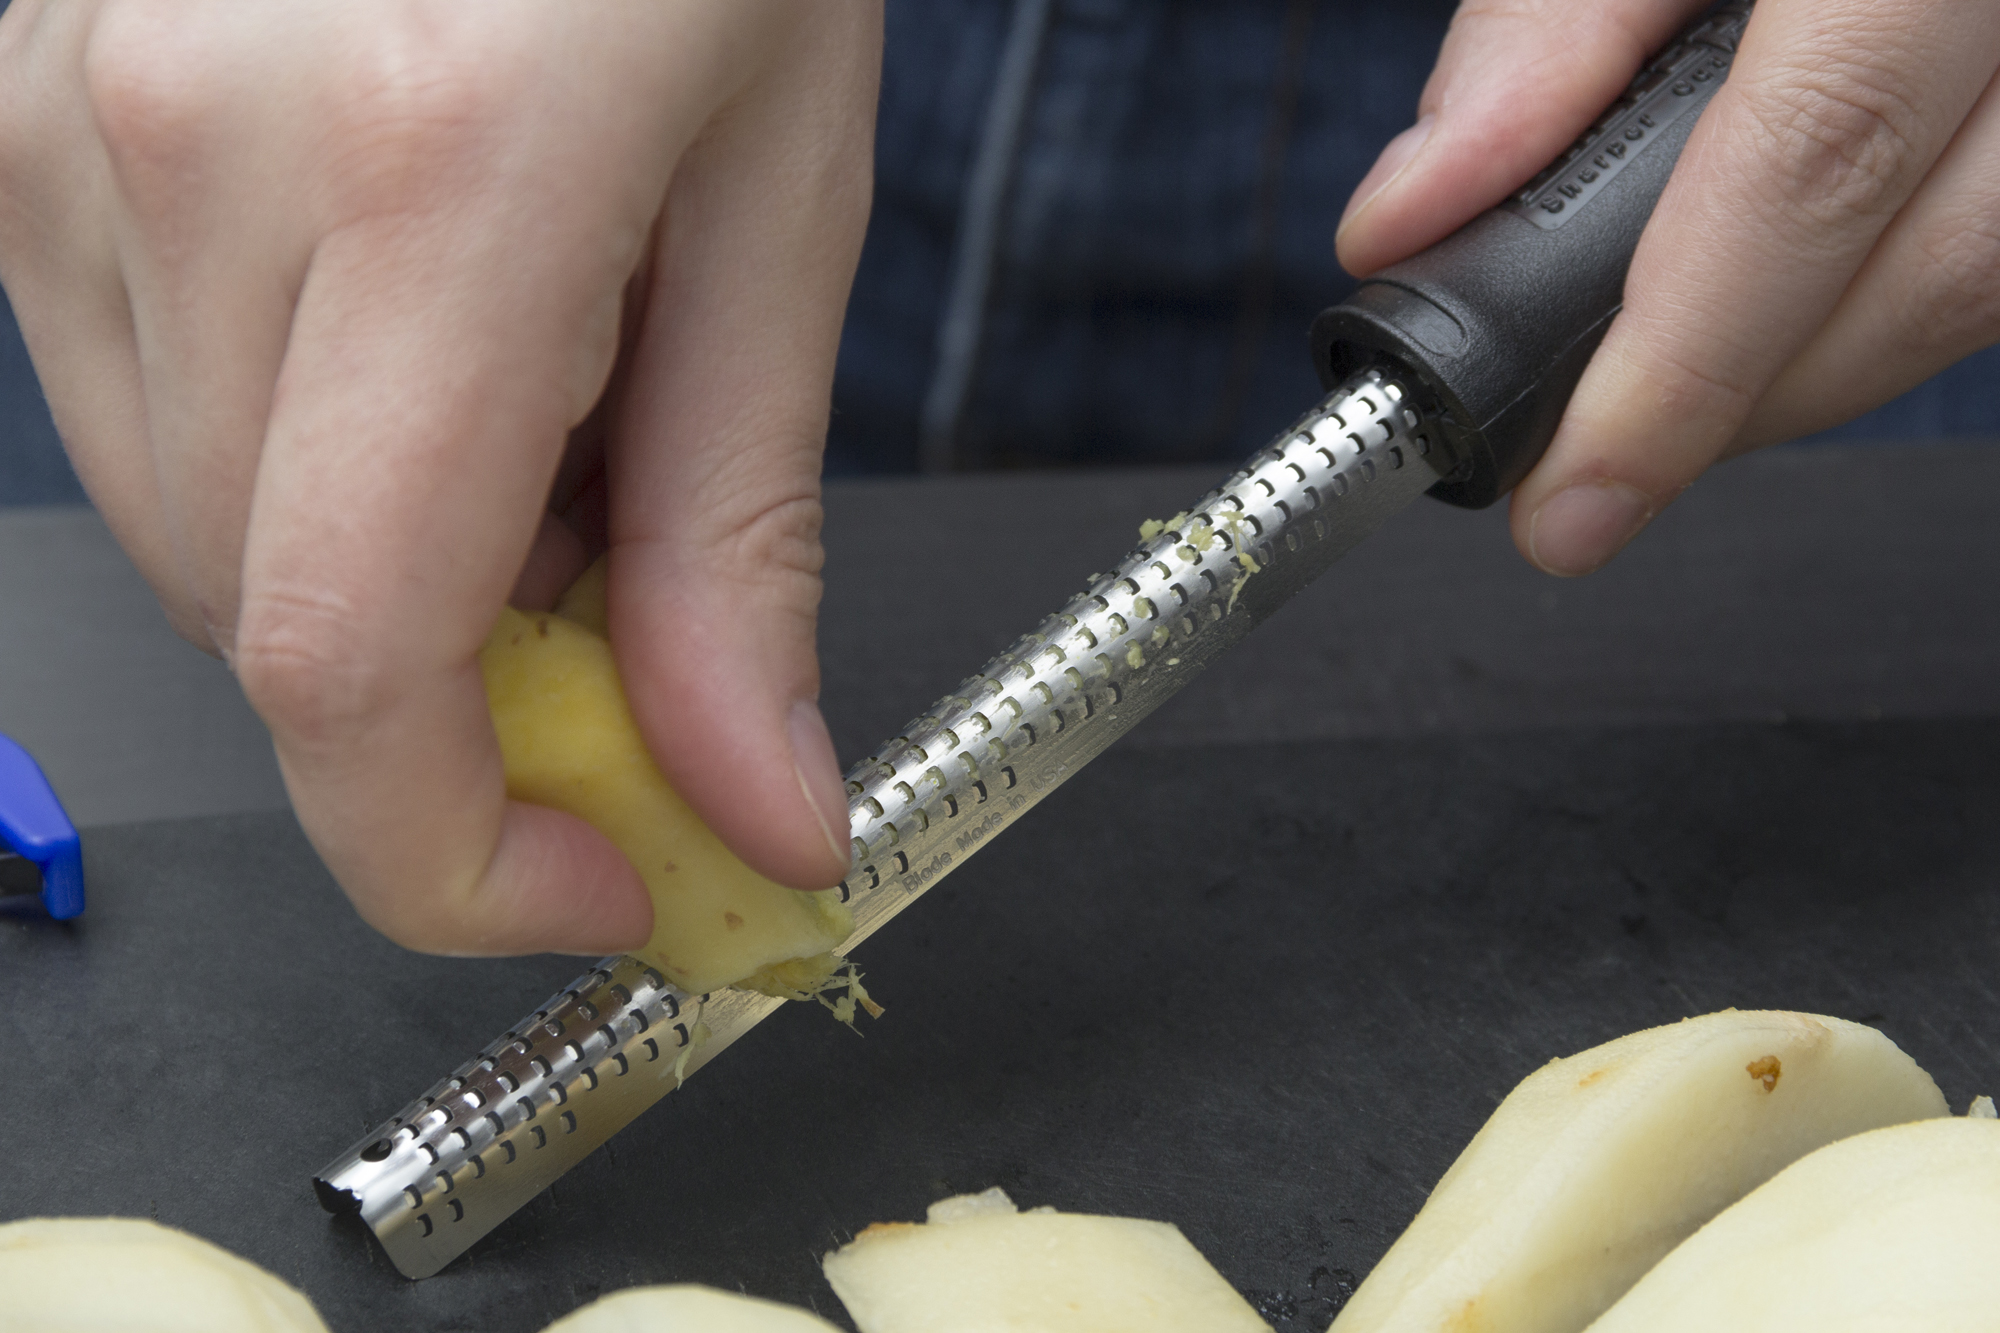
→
(2, 0, 1994, 505)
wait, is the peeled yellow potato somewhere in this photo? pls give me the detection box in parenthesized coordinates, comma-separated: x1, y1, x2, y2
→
(541, 1284, 843, 1332)
(0, 1217, 329, 1333)
(822, 1187, 1272, 1333)
(1584, 1116, 2000, 1331)
(1331, 1010, 1947, 1333)
(481, 604, 852, 996)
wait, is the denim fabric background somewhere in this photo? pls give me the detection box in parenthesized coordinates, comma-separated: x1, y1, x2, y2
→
(2, 0, 1995, 504)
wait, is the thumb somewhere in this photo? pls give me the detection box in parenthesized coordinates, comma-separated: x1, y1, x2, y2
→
(1336, 0, 1709, 276)
(605, 4, 878, 892)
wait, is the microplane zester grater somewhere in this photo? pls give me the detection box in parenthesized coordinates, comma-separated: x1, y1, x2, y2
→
(312, 366, 1440, 1280)
(316, 0, 1753, 1279)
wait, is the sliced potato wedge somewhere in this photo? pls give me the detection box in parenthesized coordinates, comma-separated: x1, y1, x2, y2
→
(542, 1283, 843, 1332)
(1584, 1116, 2000, 1331)
(0, 1217, 329, 1333)
(1331, 1010, 1947, 1333)
(823, 1187, 1271, 1333)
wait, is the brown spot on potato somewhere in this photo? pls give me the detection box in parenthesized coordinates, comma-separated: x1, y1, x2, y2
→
(1443, 1296, 1486, 1332)
(1578, 1066, 1610, 1087)
(723, 911, 745, 931)
(853, 1221, 918, 1242)
(1747, 1055, 1782, 1092)
(662, 862, 678, 874)
(534, 617, 551, 638)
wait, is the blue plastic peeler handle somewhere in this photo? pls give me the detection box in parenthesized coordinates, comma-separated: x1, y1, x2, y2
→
(0, 733, 83, 919)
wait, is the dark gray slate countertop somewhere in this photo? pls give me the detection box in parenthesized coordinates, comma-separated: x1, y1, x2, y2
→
(3, 443, 1998, 1331)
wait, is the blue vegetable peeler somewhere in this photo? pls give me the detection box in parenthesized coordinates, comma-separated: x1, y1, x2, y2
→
(0, 733, 83, 919)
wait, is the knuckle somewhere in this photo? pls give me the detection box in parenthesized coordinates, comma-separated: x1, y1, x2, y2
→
(1907, 210, 2000, 349)
(1742, 49, 1929, 226)
(82, 3, 229, 168)
(692, 465, 829, 616)
(84, 5, 544, 212)
(317, 28, 534, 206)
(724, 489, 828, 589)
(232, 587, 398, 750)
(1615, 322, 1761, 432)
(1653, 342, 1758, 413)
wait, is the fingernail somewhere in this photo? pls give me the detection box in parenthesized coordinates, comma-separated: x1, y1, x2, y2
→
(1528, 480, 1657, 576)
(1338, 114, 1435, 236)
(788, 699, 853, 876)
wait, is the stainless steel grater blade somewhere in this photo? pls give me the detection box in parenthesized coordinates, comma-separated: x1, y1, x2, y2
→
(315, 366, 1452, 1278)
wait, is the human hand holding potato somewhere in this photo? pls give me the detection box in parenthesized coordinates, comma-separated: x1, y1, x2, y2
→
(1338, 0, 2000, 576)
(0, 0, 881, 955)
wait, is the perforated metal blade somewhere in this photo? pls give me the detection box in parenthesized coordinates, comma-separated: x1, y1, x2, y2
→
(315, 366, 1452, 1278)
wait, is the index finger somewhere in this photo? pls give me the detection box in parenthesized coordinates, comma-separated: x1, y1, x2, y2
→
(1336, 0, 1708, 277)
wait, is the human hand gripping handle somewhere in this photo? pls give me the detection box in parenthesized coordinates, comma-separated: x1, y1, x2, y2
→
(0, 1, 882, 956)
(1336, 0, 2000, 573)
(1316, 2, 1754, 512)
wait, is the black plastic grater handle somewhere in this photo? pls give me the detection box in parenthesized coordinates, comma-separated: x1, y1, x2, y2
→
(1312, 0, 1755, 510)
